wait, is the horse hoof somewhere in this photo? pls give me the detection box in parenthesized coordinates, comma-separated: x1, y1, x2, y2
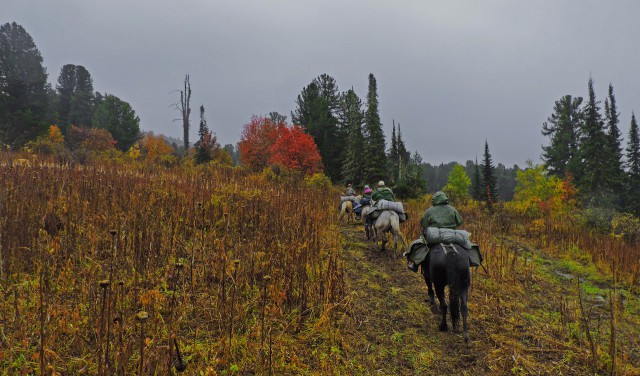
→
(430, 304, 440, 315)
(463, 332, 470, 344)
(439, 323, 448, 332)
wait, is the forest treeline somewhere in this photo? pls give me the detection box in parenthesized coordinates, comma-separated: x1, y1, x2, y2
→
(0, 21, 506, 200)
(4, 20, 640, 218)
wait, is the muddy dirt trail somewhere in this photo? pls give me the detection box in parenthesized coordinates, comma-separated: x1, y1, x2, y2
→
(337, 224, 492, 375)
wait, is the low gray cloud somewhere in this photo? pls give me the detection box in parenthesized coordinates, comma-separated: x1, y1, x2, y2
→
(6, 0, 640, 166)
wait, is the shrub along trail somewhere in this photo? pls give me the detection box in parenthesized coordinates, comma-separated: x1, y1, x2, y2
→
(335, 219, 640, 375)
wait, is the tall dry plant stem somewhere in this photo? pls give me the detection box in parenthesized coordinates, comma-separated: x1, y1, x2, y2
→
(228, 259, 240, 360)
(578, 278, 597, 373)
(105, 230, 117, 372)
(168, 262, 183, 375)
(98, 280, 110, 376)
(261, 275, 270, 348)
(116, 280, 125, 376)
(39, 247, 46, 376)
(136, 311, 149, 375)
(610, 256, 617, 376)
(173, 335, 187, 373)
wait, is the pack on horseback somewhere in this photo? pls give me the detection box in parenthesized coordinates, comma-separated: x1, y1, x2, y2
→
(362, 181, 408, 254)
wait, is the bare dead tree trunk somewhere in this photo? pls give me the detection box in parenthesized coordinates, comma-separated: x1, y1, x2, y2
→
(180, 75, 191, 155)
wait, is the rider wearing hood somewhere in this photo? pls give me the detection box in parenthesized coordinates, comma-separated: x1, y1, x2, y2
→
(420, 191, 463, 230)
(362, 185, 372, 199)
(372, 181, 395, 202)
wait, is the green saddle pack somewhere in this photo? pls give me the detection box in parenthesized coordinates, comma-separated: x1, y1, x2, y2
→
(404, 236, 483, 273)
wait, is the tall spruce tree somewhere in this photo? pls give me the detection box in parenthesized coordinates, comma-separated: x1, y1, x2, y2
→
(541, 95, 583, 179)
(396, 124, 410, 181)
(471, 157, 483, 200)
(56, 64, 77, 130)
(579, 77, 612, 206)
(195, 105, 212, 164)
(626, 112, 640, 213)
(604, 83, 624, 200)
(340, 89, 365, 185)
(626, 113, 640, 177)
(388, 121, 399, 183)
(70, 65, 94, 127)
(481, 140, 498, 206)
(292, 74, 343, 181)
(363, 73, 386, 183)
(56, 64, 94, 132)
(0, 22, 50, 147)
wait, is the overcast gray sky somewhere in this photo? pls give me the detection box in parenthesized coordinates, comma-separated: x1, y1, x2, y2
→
(5, 0, 640, 166)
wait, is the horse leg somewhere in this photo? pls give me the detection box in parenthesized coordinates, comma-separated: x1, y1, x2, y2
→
(449, 287, 460, 333)
(435, 283, 448, 332)
(380, 234, 387, 252)
(392, 231, 398, 255)
(461, 287, 470, 344)
(421, 263, 436, 310)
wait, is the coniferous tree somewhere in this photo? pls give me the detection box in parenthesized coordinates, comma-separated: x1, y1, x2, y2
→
(604, 84, 624, 200)
(0, 22, 50, 147)
(470, 158, 483, 200)
(340, 89, 365, 185)
(394, 151, 427, 199)
(481, 140, 498, 207)
(541, 95, 583, 179)
(292, 74, 343, 181)
(387, 121, 399, 183)
(70, 65, 94, 127)
(363, 73, 386, 183)
(195, 105, 214, 164)
(579, 77, 612, 205)
(626, 112, 640, 213)
(626, 113, 640, 177)
(92, 94, 140, 151)
(56, 64, 77, 130)
(396, 124, 410, 181)
(56, 64, 94, 132)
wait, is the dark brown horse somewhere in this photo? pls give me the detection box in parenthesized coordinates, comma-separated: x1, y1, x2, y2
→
(421, 243, 471, 343)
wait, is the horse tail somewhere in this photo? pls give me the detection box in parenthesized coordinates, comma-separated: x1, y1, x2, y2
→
(448, 246, 470, 291)
(445, 246, 468, 288)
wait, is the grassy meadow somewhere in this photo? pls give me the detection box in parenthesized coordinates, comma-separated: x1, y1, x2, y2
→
(0, 153, 639, 375)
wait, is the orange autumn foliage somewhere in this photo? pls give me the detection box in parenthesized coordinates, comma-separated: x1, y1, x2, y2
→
(48, 125, 64, 143)
(66, 125, 116, 152)
(238, 116, 280, 171)
(238, 116, 322, 175)
(269, 125, 322, 174)
(140, 133, 174, 162)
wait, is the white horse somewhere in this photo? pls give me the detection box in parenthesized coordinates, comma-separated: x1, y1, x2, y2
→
(364, 208, 407, 255)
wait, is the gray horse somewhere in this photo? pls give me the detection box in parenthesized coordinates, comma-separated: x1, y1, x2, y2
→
(365, 209, 407, 255)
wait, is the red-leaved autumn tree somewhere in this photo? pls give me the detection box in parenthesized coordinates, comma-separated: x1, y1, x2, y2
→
(238, 117, 281, 170)
(269, 125, 322, 174)
(238, 117, 323, 175)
